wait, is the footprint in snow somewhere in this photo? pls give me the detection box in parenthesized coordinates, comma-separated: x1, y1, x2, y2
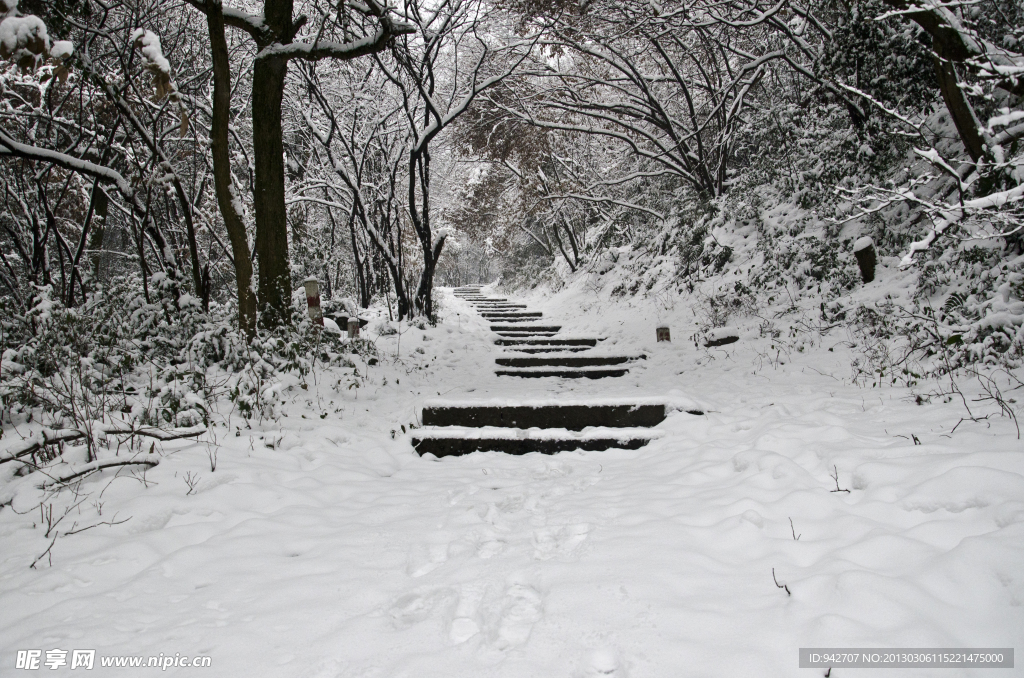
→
(533, 523, 590, 560)
(477, 537, 505, 559)
(580, 649, 627, 678)
(406, 543, 449, 578)
(388, 588, 457, 628)
(448, 581, 489, 644)
(485, 583, 544, 649)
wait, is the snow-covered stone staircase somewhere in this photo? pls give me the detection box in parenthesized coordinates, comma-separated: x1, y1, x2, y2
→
(453, 286, 646, 379)
(411, 285, 671, 457)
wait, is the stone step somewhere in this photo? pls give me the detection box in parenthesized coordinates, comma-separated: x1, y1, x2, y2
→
(412, 426, 661, 457)
(495, 335, 560, 341)
(421, 402, 668, 429)
(485, 322, 545, 327)
(507, 346, 591, 353)
(495, 366, 630, 378)
(473, 304, 528, 309)
(491, 325, 561, 332)
(492, 328, 556, 333)
(491, 327, 557, 333)
(496, 338, 598, 346)
(481, 314, 543, 321)
(495, 355, 641, 368)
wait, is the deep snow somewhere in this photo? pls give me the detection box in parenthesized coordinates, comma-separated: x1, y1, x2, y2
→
(1, 281, 1022, 677)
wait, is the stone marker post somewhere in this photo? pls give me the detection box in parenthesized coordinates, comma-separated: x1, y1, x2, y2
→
(657, 326, 671, 342)
(347, 318, 360, 339)
(853, 237, 876, 284)
(303, 277, 323, 325)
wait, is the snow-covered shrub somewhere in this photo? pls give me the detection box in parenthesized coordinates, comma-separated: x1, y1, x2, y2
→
(0, 275, 376, 427)
(1, 277, 211, 426)
(904, 244, 1024, 373)
(748, 228, 861, 300)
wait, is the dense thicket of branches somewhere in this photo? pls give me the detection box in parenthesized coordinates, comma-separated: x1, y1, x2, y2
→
(0, 0, 1021, 348)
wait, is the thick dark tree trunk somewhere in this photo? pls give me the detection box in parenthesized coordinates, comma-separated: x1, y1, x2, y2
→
(187, 0, 405, 327)
(252, 54, 292, 327)
(933, 51, 985, 162)
(206, 0, 258, 336)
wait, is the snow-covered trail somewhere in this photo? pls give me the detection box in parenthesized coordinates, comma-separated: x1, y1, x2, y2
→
(1, 286, 1022, 677)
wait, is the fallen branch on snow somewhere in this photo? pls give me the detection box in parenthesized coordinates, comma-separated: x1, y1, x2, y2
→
(0, 424, 206, 465)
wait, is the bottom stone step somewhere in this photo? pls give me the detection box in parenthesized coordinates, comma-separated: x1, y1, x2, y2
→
(495, 367, 629, 378)
(496, 355, 638, 368)
(506, 347, 591, 353)
(412, 426, 662, 457)
(496, 338, 599, 346)
(421, 402, 668, 429)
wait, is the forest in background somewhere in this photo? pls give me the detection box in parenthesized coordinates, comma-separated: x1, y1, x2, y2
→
(0, 0, 1023, 428)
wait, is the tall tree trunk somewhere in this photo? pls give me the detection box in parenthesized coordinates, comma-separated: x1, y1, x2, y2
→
(933, 50, 985, 162)
(411, 148, 445, 319)
(252, 54, 292, 327)
(206, 0, 257, 336)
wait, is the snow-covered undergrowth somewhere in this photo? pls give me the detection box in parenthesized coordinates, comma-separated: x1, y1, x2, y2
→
(1, 283, 1022, 677)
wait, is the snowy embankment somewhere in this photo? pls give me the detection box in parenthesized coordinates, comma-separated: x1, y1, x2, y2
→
(0, 284, 1022, 677)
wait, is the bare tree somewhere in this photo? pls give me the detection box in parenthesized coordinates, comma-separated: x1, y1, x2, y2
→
(184, 0, 414, 328)
(375, 0, 537, 318)
(299, 61, 414, 317)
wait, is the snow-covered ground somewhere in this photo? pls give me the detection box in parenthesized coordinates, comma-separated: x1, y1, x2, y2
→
(1, 282, 1022, 677)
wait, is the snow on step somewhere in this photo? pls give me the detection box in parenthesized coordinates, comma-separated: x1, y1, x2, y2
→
(412, 426, 664, 457)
